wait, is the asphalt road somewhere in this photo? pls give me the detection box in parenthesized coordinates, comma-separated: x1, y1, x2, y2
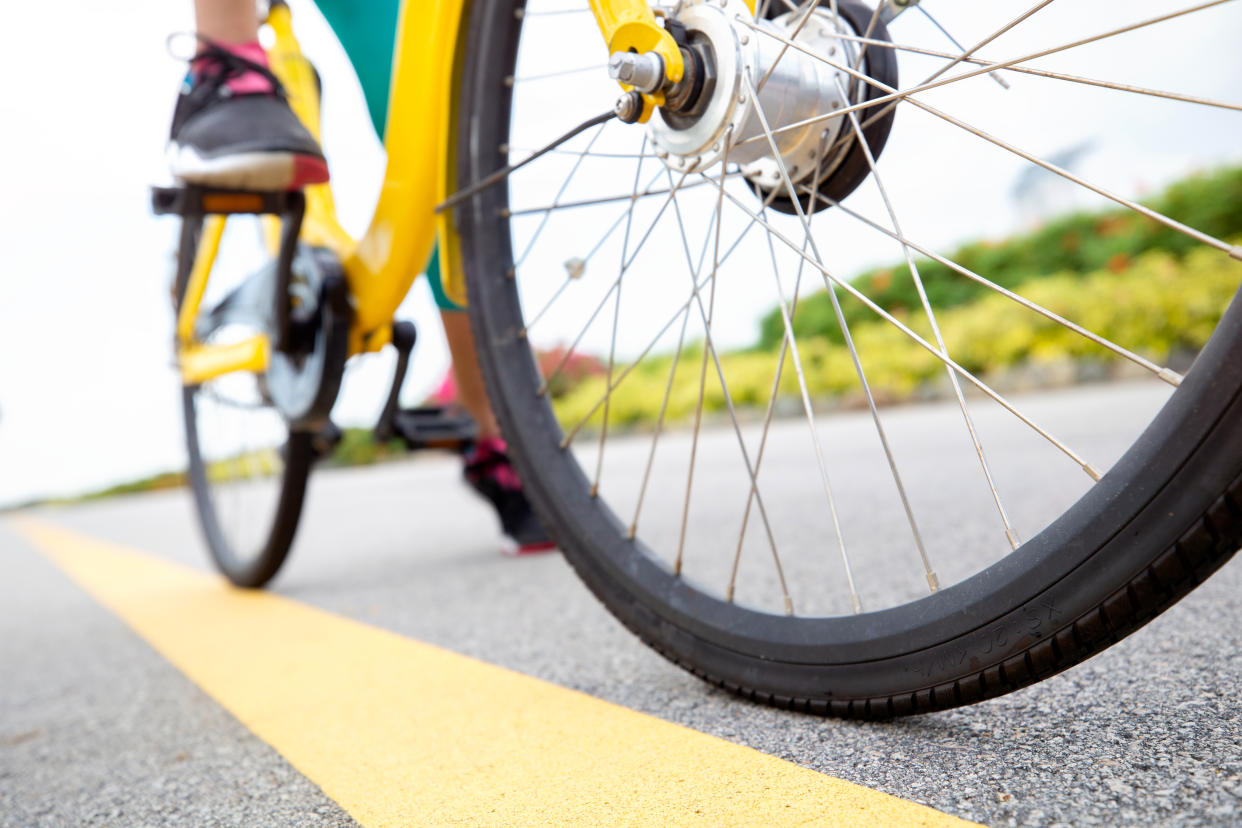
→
(3, 381, 1240, 826)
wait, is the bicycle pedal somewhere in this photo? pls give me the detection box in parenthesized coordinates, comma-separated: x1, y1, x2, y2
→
(151, 185, 304, 217)
(387, 406, 477, 453)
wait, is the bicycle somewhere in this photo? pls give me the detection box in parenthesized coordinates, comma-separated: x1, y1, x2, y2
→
(154, 0, 1242, 717)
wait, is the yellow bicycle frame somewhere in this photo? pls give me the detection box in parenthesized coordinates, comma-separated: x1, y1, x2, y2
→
(177, 0, 742, 384)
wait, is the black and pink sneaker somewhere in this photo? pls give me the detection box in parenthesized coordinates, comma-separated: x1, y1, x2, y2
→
(167, 39, 329, 191)
(463, 438, 556, 555)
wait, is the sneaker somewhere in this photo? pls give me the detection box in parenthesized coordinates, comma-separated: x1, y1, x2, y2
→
(167, 39, 329, 191)
(463, 438, 556, 555)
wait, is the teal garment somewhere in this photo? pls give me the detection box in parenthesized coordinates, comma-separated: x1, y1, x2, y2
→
(424, 243, 462, 312)
(312, 0, 463, 310)
(311, 0, 400, 141)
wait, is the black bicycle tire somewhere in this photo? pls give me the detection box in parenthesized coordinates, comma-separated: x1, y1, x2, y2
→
(181, 387, 312, 588)
(174, 218, 313, 590)
(456, 0, 1242, 715)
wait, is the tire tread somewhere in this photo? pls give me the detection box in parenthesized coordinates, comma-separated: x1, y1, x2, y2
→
(563, 471, 1241, 718)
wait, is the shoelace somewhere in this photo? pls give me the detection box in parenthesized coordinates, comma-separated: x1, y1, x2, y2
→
(168, 34, 287, 99)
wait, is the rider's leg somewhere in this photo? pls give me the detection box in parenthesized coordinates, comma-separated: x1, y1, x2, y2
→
(309, 0, 554, 552)
(194, 0, 260, 43)
(169, 0, 329, 190)
(441, 302, 555, 554)
(441, 310, 501, 439)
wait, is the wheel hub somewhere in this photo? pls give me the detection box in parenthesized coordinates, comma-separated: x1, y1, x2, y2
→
(650, 0, 854, 191)
(648, 0, 895, 211)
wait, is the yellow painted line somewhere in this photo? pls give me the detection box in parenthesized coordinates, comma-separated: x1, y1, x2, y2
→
(12, 518, 977, 828)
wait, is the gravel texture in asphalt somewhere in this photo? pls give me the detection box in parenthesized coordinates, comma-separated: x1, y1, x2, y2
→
(4, 382, 1240, 826)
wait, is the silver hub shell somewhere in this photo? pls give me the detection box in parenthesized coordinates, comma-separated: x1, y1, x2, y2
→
(648, 0, 855, 197)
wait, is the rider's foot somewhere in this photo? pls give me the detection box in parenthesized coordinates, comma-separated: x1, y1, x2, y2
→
(167, 39, 329, 191)
(463, 438, 556, 555)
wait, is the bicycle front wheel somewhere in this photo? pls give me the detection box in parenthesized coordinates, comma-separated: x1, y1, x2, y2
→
(455, 0, 1242, 715)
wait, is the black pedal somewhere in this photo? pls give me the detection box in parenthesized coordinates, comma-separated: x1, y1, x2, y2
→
(151, 185, 305, 217)
(372, 320, 477, 453)
(388, 406, 478, 453)
(374, 321, 418, 443)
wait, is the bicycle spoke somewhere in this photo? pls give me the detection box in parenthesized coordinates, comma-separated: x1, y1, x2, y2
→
(708, 175, 1105, 483)
(726, 209, 814, 604)
(520, 167, 666, 336)
(848, 0, 885, 75)
(832, 74, 1021, 552)
(745, 72, 930, 601)
(915, 4, 1010, 89)
(592, 140, 650, 498)
(515, 123, 610, 268)
(507, 147, 652, 160)
(680, 189, 725, 583)
(538, 165, 703, 398)
(755, 0, 826, 97)
(504, 174, 737, 217)
(918, 0, 1055, 86)
(676, 155, 729, 579)
(627, 206, 719, 539)
(899, 91, 1242, 264)
(798, 0, 1060, 174)
(514, 63, 607, 83)
(518, 8, 591, 17)
(521, 271, 578, 335)
(826, 31, 1242, 114)
(659, 179, 801, 590)
(797, 184, 1186, 387)
(675, 139, 796, 613)
(732, 106, 865, 605)
(728, 132, 828, 603)
(628, 175, 781, 541)
(558, 185, 777, 448)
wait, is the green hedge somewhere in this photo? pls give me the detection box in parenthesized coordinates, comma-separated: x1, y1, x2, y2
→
(758, 165, 1242, 350)
(555, 244, 1241, 430)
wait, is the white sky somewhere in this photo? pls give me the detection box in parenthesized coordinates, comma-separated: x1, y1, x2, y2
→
(1, 0, 1240, 506)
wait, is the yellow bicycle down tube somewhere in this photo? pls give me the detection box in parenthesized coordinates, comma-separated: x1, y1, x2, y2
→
(345, 0, 468, 355)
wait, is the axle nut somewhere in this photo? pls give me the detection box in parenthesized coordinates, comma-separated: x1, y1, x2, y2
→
(608, 51, 665, 94)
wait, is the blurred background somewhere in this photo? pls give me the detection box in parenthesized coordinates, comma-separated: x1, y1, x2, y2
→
(1, 0, 1240, 509)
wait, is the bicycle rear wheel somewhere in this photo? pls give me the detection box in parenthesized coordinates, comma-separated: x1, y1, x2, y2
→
(174, 215, 314, 588)
(455, 0, 1242, 714)
(182, 383, 312, 588)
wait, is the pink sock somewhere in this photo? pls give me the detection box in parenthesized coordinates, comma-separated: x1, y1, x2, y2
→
(468, 438, 523, 491)
(193, 40, 274, 95)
